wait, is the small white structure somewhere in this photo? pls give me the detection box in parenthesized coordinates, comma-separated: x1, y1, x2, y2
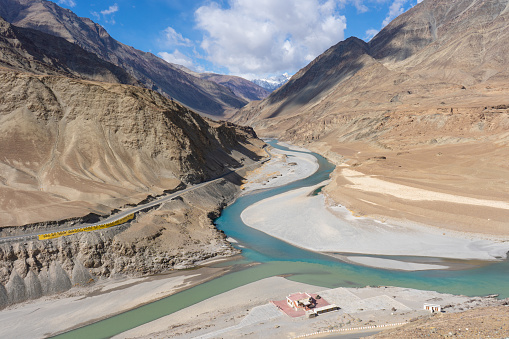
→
(287, 292, 314, 310)
(424, 303, 441, 313)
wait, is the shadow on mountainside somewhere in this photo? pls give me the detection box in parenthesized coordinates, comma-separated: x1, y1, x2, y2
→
(267, 59, 366, 119)
(369, 22, 433, 62)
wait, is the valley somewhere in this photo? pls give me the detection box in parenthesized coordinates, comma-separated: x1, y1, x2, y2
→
(1, 0, 509, 338)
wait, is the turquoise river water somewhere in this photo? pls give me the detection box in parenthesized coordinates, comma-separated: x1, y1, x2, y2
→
(55, 140, 509, 339)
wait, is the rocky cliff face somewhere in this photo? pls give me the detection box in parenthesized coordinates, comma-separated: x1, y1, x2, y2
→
(0, 0, 248, 116)
(0, 16, 139, 84)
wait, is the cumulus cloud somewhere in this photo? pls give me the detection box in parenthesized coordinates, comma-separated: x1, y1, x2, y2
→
(195, 0, 347, 75)
(58, 0, 76, 7)
(162, 27, 193, 47)
(101, 4, 119, 15)
(92, 3, 119, 24)
(365, 28, 379, 40)
(382, 0, 408, 27)
(158, 50, 195, 69)
(338, 0, 368, 13)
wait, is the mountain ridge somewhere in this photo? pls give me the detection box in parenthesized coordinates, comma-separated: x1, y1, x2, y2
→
(231, 0, 509, 234)
(0, 16, 140, 85)
(0, 0, 249, 117)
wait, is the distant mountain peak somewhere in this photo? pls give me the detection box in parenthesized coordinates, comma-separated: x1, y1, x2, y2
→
(252, 73, 292, 92)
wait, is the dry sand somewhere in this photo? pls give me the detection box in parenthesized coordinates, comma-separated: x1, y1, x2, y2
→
(0, 266, 229, 339)
(114, 277, 502, 339)
(319, 141, 509, 238)
(240, 144, 318, 193)
(342, 168, 509, 210)
(241, 182, 509, 267)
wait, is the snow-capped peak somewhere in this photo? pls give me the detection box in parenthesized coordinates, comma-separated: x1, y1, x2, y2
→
(252, 73, 292, 92)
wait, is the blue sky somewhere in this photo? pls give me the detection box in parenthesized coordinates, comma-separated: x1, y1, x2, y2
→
(56, 0, 422, 79)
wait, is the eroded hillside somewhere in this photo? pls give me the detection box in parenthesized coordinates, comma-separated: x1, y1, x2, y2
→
(0, 69, 263, 227)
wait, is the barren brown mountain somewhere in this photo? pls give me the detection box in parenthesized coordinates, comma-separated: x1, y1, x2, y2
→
(0, 16, 139, 85)
(0, 68, 262, 227)
(197, 73, 270, 103)
(0, 0, 249, 116)
(232, 0, 509, 235)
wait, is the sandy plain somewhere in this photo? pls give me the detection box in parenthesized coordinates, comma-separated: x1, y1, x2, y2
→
(240, 143, 509, 270)
(317, 139, 509, 238)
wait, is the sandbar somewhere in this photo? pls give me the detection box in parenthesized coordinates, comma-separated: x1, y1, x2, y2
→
(241, 182, 509, 265)
(241, 143, 318, 193)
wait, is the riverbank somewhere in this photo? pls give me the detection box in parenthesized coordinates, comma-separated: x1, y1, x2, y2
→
(112, 277, 508, 338)
(241, 181, 509, 270)
(0, 262, 237, 338)
(240, 143, 319, 194)
(312, 140, 509, 238)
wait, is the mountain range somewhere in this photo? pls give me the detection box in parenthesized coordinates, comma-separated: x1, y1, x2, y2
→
(0, 0, 262, 117)
(172, 64, 270, 108)
(252, 73, 292, 92)
(0, 3, 265, 227)
(232, 0, 509, 233)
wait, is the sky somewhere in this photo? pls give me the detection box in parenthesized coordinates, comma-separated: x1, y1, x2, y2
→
(56, 0, 423, 80)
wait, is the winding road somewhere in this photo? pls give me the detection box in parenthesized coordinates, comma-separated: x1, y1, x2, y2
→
(0, 148, 271, 244)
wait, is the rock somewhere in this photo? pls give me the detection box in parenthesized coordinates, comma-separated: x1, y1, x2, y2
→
(24, 270, 43, 300)
(0, 285, 8, 309)
(47, 262, 72, 295)
(71, 260, 93, 286)
(6, 270, 26, 304)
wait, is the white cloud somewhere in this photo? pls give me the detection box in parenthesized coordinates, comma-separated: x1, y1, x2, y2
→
(162, 27, 193, 47)
(382, 0, 408, 27)
(101, 4, 119, 15)
(195, 0, 347, 75)
(338, 0, 368, 13)
(58, 0, 76, 7)
(158, 50, 195, 69)
(365, 28, 379, 40)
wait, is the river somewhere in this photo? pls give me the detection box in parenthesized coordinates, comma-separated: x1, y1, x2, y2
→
(54, 140, 509, 339)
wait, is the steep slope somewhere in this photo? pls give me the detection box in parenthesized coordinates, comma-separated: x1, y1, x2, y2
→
(0, 0, 248, 116)
(0, 16, 139, 85)
(198, 73, 270, 102)
(174, 64, 270, 104)
(0, 67, 263, 304)
(0, 68, 263, 227)
(232, 0, 509, 234)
